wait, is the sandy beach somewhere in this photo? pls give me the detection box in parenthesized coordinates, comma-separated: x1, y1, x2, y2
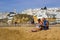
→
(0, 24, 60, 40)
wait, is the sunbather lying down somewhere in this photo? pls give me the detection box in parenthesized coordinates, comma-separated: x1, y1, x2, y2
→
(31, 18, 49, 32)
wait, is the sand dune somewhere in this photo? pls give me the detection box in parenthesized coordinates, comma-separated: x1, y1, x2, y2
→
(0, 27, 60, 40)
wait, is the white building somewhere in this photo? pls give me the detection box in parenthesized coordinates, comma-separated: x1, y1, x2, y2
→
(0, 12, 9, 19)
(7, 12, 16, 24)
(22, 8, 59, 18)
(22, 9, 33, 15)
(21, 8, 60, 23)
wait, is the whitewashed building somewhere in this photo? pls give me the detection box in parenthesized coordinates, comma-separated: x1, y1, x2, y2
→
(0, 12, 9, 19)
(22, 8, 59, 18)
(21, 8, 60, 23)
(7, 12, 16, 24)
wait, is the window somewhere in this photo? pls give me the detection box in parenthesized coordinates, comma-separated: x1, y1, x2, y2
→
(38, 15, 42, 17)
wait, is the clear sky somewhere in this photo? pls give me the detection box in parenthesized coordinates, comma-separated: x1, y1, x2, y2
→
(0, 0, 60, 12)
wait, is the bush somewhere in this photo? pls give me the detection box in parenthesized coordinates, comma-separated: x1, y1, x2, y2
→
(12, 14, 33, 23)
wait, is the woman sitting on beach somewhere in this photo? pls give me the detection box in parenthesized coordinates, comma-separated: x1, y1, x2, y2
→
(31, 19, 43, 32)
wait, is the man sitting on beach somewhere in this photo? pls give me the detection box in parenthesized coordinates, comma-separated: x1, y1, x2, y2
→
(41, 18, 49, 30)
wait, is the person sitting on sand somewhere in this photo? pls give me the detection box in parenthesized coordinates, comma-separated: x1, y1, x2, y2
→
(31, 19, 43, 32)
(31, 18, 49, 32)
(41, 18, 49, 30)
(36, 19, 43, 29)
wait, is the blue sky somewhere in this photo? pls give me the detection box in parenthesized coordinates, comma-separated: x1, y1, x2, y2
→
(0, 0, 60, 12)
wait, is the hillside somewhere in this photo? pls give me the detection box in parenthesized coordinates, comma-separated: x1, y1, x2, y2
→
(12, 14, 33, 23)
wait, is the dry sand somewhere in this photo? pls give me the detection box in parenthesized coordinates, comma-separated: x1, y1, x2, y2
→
(0, 26, 60, 40)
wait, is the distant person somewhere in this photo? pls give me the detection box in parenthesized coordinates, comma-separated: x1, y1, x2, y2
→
(31, 19, 34, 24)
(42, 18, 49, 30)
(15, 22, 17, 26)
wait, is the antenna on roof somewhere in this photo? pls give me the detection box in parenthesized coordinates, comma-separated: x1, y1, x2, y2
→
(41, 0, 47, 10)
(14, 8, 16, 14)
